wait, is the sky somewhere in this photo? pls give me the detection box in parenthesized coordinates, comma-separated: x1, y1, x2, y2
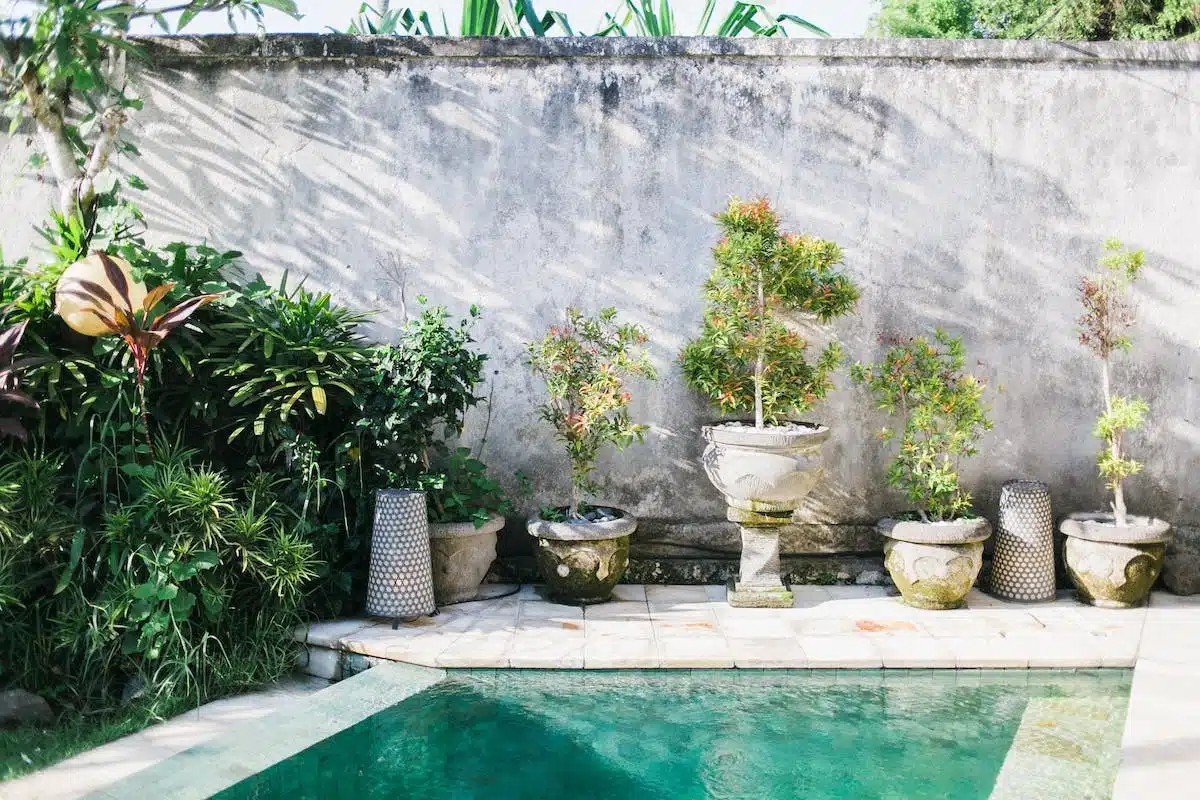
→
(110, 1, 878, 38)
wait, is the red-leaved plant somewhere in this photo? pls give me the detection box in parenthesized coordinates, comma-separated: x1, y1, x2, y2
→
(0, 321, 44, 440)
(56, 252, 223, 445)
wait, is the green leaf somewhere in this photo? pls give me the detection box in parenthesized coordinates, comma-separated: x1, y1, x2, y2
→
(53, 529, 86, 595)
(133, 581, 158, 600)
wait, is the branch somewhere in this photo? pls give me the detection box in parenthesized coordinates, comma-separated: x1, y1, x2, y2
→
(19, 66, 81, 215)
(75, 105, 127, 211)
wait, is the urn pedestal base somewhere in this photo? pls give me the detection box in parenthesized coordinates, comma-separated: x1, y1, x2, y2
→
(727, 522, 794, 609)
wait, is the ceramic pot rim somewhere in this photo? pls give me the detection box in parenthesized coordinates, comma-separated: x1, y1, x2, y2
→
(428, 513, 505, 539)
(526, 509, 638, 542)
(877, 516, 992, 544)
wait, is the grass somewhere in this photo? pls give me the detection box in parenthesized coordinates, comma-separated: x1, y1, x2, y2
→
(0, 694, 193, 782)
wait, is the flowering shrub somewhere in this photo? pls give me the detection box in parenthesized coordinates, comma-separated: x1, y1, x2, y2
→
(851, 330, 992, 522)
(527, 307, 656, 517)
(680, 198, 859, 428)
(1077, 239, 1148, 526)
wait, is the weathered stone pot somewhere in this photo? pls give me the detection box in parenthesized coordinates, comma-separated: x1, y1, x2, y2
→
(428, 513, 504, 605)
(700, 422, 829, 513)
(879, 517, 991, 610)
(1060, 512, 1170, 608)
(527, 509, 636, 604)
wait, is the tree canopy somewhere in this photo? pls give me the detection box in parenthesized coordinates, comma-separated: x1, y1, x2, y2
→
(870, 0, 1199, 40)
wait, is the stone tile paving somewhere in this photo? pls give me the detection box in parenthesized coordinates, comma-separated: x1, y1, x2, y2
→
(1111, 592, 1200, 799)
(2, 677, 331, 800)
(298, 584, 1151, 670)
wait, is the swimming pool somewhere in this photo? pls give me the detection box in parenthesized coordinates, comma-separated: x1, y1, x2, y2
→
(176, 668, 1130, 800)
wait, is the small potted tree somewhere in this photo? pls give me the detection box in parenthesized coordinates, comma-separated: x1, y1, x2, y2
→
(680, 198, 859, 607)
(851, 330, 993, 610)
(525, 307, 657, 604)
(1060, 240, 1170, 608)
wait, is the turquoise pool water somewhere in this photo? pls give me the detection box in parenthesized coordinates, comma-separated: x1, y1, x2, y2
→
(217, 670, 1130, 800)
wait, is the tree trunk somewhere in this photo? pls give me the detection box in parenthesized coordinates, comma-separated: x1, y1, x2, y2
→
(1101, 358, 1128, 526)
(754, 263, 765, 429)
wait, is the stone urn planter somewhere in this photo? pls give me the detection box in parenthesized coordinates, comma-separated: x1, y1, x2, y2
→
(527, 508, 636, 604)
(1060, 512, 1170, 608)
(428, 513, 505, 605)
(879, 517, 991, 610)
(701, 422, 829, 608)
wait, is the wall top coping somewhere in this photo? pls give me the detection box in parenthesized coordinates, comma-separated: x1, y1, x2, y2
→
(139, 34, 1200, 67)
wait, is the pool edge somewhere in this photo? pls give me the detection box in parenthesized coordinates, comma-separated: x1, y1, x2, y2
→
(86, 662, 445, 800)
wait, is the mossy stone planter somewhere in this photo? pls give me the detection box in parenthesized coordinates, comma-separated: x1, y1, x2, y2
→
(700, 422, 829, 512)
(428, 513, 504, 605)
(527, 510, 636, 604)
(879, 518, 991, 610)
(1060, 512, 1170, 608)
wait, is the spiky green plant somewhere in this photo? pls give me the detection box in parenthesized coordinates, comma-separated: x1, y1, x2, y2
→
(597, 0, 828, 36)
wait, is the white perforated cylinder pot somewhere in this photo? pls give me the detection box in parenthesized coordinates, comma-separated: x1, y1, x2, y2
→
(366, 490, 436, 619)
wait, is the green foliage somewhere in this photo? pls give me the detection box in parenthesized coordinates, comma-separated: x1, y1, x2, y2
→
(1077, 239, 1149, 524)
(209, 274, 369, 446)
(680, 198, 859, 428)
(868, 0, 976, 37)
(0, 443, 315, 710)
(355, 300, 487, 489)
(1078, 239, 1144, 361)
(340, 0, 826, 37)
(1095, 395, 1147, 487)
(418, 447, 512, 527)
(871, 0, 1199, 40)
(527, 307, 656, 515)
(2, 0, 301, 232)
(851, 329, 993, 522)
(341, 0, 573, 35)
(597, 1, 828, 36)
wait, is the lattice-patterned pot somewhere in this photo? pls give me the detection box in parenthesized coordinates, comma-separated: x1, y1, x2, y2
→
(990, 480, 1056, 602)
(366, 490, 436, 619)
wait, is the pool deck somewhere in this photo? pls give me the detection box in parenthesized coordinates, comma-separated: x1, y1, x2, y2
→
(300, 584, 1154, 671)
(5, 585, 1195, 799)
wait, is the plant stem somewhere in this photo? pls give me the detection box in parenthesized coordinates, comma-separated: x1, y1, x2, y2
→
(754, 260, 765, 429)
(1101, 358, 1128, 526)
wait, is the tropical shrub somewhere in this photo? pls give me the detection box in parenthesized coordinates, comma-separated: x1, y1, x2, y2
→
(1076, 239, 1148, 526)
(0, 443, 316, 709)
(418, 447, 512, 527)
(355, 301, 487, 489)
(680, 198, 860, 429)
(850, 329, 993, 522)
(527, 307, 656, 517)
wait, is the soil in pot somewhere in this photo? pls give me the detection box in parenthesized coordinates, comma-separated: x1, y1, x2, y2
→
(527, 507, 636, 605)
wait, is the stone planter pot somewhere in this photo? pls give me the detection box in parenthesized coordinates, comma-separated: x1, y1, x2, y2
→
(878, 517, 992, 610)
(1060, 512, 1170, 608)
(428, 513, 505, 605)
(700, 422, 829, 513)
(526, 509, 636, 604)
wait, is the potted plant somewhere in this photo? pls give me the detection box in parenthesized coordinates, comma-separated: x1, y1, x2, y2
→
(851, 330, 993, 610)
(680, 198, 859, 607)
(1060, 240, 1170, 608)
(525, 307, 657, 604)
(419, 448, 512, 604)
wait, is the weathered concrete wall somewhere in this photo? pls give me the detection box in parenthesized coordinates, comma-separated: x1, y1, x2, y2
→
(2, 36, 1198, 561)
